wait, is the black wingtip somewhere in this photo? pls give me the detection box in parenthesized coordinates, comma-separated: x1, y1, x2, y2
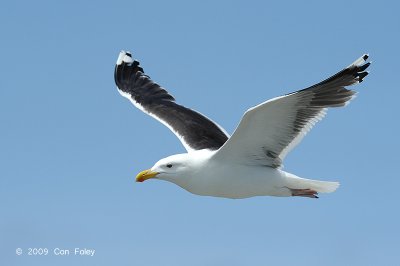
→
(350, 55, 371, 83)
(114, 51, 145, 89)
(358, 71, 369, 82)
(358, 62, 371, 72)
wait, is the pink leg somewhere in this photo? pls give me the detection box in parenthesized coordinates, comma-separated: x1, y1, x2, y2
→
(289, 188, 319, 198)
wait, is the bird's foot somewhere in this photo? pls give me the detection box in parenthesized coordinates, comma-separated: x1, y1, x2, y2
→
(289, 188, 319, 198)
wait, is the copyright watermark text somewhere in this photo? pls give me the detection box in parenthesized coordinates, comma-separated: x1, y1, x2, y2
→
(15, 247, 96, 257)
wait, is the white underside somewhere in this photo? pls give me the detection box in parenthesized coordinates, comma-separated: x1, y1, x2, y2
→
(180, 166, 339, 199)
(158, 151, 339, 199)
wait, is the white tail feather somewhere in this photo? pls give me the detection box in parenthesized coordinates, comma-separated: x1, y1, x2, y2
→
(305, 179, 340, 193)
(285, 174, 340, 194)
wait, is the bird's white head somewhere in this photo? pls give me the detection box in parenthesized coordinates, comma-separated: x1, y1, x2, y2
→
(135, 150, 212, 187)
(136, 153, 194, 184)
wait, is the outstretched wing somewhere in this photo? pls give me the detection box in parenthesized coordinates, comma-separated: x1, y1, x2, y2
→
(114, 51, 229, 152)
(213, 54, 371, 168)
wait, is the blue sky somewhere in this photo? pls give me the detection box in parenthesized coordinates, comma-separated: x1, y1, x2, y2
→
(1, 0, 399, 265)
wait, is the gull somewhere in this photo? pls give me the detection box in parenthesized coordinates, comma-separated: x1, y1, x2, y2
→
(114, 51, 370, 199)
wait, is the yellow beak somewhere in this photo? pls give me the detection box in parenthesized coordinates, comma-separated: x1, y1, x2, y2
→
(136, 169, 159, 182)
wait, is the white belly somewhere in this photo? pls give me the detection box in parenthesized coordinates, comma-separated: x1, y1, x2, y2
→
(179, 162, 293, 199)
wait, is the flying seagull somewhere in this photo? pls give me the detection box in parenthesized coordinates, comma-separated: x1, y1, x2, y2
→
(114, 51, 370, 199)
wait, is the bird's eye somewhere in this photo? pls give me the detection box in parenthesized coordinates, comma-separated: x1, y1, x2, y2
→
(166, 164, 173, 168)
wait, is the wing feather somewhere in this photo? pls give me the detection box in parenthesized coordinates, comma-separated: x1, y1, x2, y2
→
(114, 51, 229, 152)
(213, 54, 371, 168)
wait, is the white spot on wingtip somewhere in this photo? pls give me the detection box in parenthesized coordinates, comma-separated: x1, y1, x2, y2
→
(116, 50, 125, 65)
(348, 53, 370, 68)
(116, 50, 133, 65)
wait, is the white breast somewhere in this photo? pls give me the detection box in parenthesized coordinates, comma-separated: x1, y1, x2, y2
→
(180, 157, 291, 199)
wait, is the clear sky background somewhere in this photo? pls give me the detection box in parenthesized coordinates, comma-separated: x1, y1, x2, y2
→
(1, 0, 399, 265)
